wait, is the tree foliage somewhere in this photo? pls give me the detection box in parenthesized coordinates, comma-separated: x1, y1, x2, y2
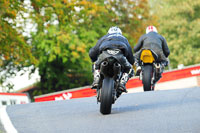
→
(0, 0, 157, 94)
(2, 0, 200, 95)
(150, 0, 200, 68)
(0, 0, 36, 91)
(30, 0, 105, 94)
(30, 0, 157, 95)
(104, 0, 158, 44)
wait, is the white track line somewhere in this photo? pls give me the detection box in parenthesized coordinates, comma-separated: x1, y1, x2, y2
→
(0, 106, 18, 133)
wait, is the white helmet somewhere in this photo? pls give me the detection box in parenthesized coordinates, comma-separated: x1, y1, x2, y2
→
(107, 26, 122, 34)
(146, 26, 158, 34)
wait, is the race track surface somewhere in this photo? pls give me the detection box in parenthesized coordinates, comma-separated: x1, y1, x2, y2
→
(1, 87, 200, 133)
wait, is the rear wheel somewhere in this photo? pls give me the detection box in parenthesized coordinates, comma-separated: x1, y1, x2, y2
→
(100, 77, 114, 115)
(142, 64, 153, 91)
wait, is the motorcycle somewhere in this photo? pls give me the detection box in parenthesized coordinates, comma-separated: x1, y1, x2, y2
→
(96, 49, 125, 115)
(138, 49, 163, 91)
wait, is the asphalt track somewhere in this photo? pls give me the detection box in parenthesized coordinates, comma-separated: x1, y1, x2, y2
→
(1, 87, 200, 133)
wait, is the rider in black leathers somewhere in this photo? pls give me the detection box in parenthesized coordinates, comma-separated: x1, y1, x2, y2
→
(89, 26, 134, 92)
(134, 26, 170, 77)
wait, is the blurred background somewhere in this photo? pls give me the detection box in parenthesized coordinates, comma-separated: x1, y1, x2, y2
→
(0, 0, 200, 100)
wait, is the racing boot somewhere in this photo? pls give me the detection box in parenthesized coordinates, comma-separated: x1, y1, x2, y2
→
(159, 61, 167, 79)
(161, 60, 168, 67)
(155, 62, 165, 82)
(118, 73, 129, 93)
(134, 59, 141, 76)
(91, 69, 100, 89)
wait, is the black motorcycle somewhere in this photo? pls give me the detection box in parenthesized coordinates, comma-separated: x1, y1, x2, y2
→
(96, 49, 125, 115)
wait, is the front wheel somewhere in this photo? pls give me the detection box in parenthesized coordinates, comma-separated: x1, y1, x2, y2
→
(100, 77, 114, 115)
(142, 64, 153, 91)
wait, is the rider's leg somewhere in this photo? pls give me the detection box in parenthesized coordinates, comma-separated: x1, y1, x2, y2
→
(134, 51, 142, 76)
(117, 55, 134, 92)
(156, 52, 168, 81)
(91, 53, 105, 89)
(160, 51, 169, 67)
(91, 63, 101, 89)
(119, 68, 134, 93)
(91, 51, 111, 89)
(134, 60, 141, 76)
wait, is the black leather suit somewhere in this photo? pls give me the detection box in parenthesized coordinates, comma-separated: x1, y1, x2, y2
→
(89, 33, 134, 72)
(134, 32, 170, 62)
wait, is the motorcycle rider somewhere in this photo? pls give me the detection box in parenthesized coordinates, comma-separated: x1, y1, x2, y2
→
(134, 26, 170, 79)
(89, 26, 134, 93)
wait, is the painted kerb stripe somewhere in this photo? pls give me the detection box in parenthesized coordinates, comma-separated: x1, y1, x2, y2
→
(0, 106, 18, 133)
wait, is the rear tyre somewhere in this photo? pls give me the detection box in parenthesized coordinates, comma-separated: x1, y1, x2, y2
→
(100, 77, 114, 115)
(142, 64, 153, 91)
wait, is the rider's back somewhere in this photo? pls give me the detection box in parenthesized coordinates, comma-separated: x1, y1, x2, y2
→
(89, 33, 134, 65)
(142, 32, 164, 53)
(99, 33, 128, 54)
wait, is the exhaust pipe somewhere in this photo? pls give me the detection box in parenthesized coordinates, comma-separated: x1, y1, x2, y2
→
(113, 62, 121, 76)
(100, 61, 109, 74)
(154, 63, 161, 73)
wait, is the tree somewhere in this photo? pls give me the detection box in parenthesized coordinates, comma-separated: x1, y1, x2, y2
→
(30, 0, 106, 94)
(150, 0, 200, 68)
(29, 0, 157, 95)
(104, 0, 158, 45)
(0, 0, 37, 91)
(0, 0, 157, 94)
